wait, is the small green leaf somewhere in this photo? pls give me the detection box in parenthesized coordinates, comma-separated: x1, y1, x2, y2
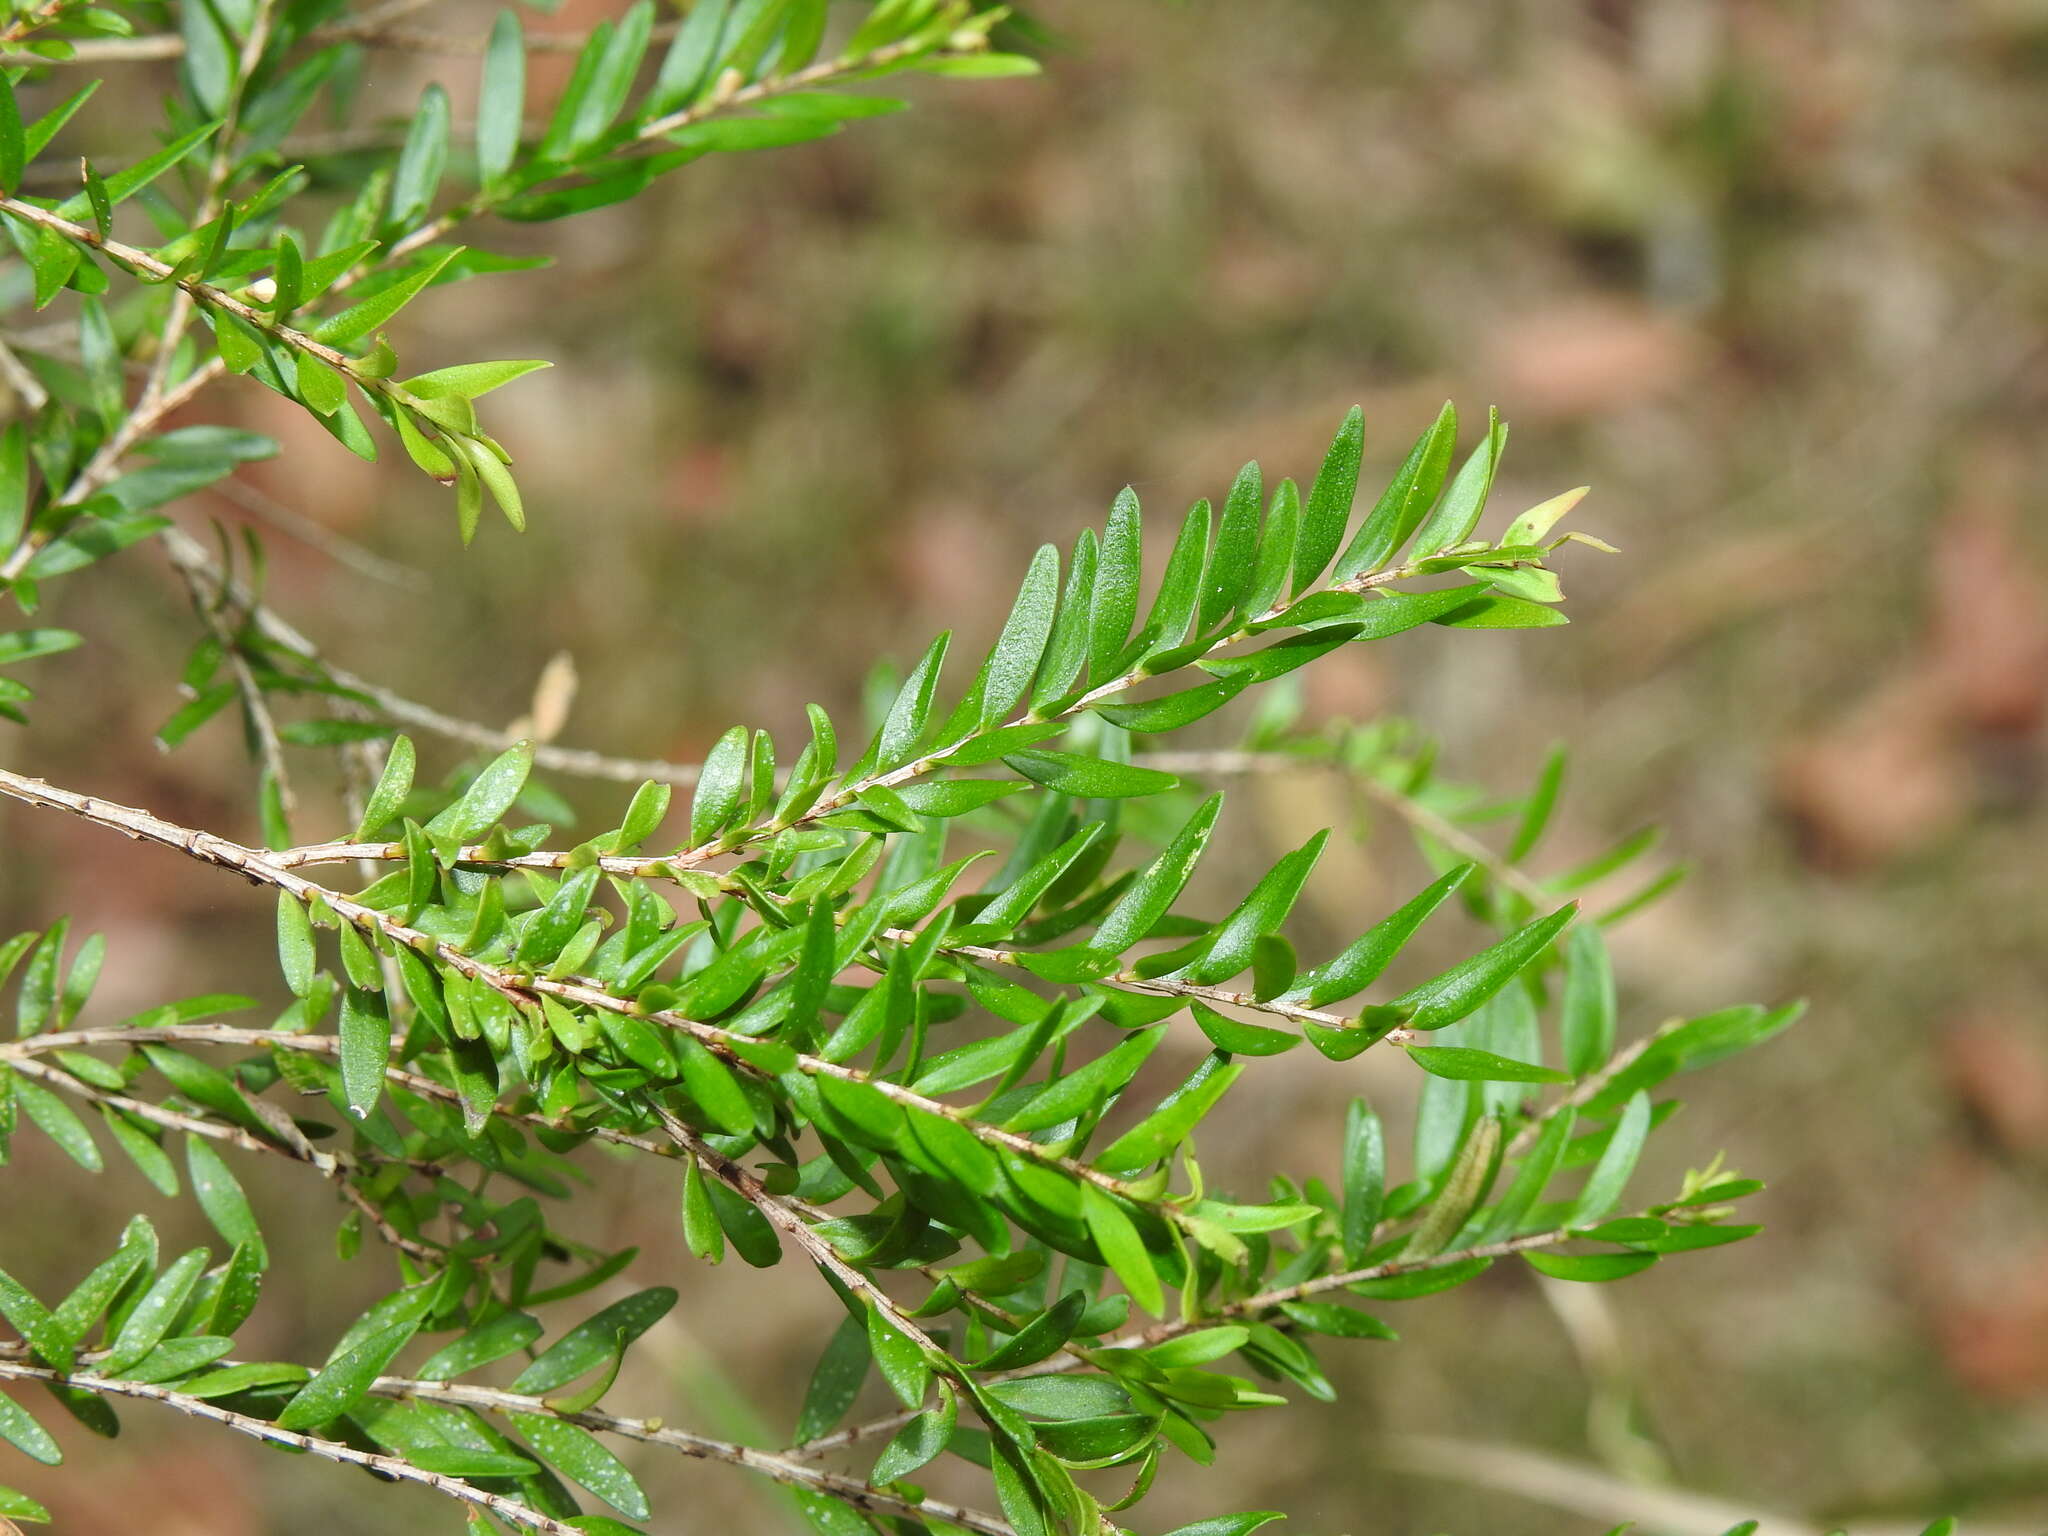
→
(338, 986, 391, 1119)
(424, 741, 532, 841)
(1004, 750, 1177, 799)
(185, 1136, 267, 1270)
(689, 726, 748, 845)
(276, 1317, 419, 1430)
(1393, 905, 1575, 1030)
(1081, 1183, 1163, 1316)
(417, 1312, 541, 1380)
(1522, 1249, 1659, 1283)
(512, 1413, 649, 1519)
(793, 1314, 869, 1442)
(512, 1288, 677, 1394)
(1571, 1091, 1651, 1225)
(1293, 406, 1363, 593)
(478, 10, 526, 185)
(1406, 1046, 1568, 1084)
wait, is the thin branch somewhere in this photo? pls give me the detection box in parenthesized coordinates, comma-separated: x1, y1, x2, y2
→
(375, 1376, 1017, 1536)
(171, 554, 299, 836)
(210, 474, 432, 591)
(0, 1360, 585, 1534)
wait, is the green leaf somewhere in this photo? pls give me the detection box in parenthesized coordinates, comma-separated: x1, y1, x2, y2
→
(1406, 1046, 1568, 1084)
(1572, 1091, 1651, 1225)
(418, 1312, 541, 1380)
(1178, 833, 1325, 985)
(0, 73, 23, 195)
(1093, 794, 1221, 954)
(865, 1305, 930, 1409)
(1508, 743, 1566, 863)
(1334, 401, 1458, 578)
(0, 1485, 51, 1521)
(676, 1038, 753, 1136)
(1476, 1106, 1575, 1245)
(513, 1288, 677, 1394)
(402, 360, 552, 401)
(0, 1265, 74, 1372)
(339, 985, 391, 1119)
(1291, 865, 1471, 1008)
(793, 1314, 869, 1442)
(871, 1390, 956, 1483)
(1095, 676, 1246, 734)
(689, 725, 749, 845)
(100, 1246, 209, 1375)
(979, 543, 1060, 729)
(1522, 1249, 1659, 1283)
(275, 894, 316, 997)
(1561, 923, 1616, 1078)
(879, 632, 949, 770)
(1393, 905, 1575, 1030)
(315, 248, 461, 346)
(350, 734, 415, 841)
(1294, 406, 1363, 593)
(1096, 1055, 1243, 1173)
(1031, 527, 1097, 711)
(424, 741, 532, 841)
(1431, 592, 1568, 630)
(1410, 407, 1505, 558)
(14, 1079, 99, 1170)
(185, 1136, 266, 1270)
(276, 1318, 419, 1430)
(478, 10, 527, 185)
(1341, 1099, 1385, 1265)
(1158, 1515, 1286, 1536)
(971, 1290, 1086, 1371)
(1188, 1001, 1297, 1057)
(1089, 488, 1142, 684)
(388, 83, 451, 229)
(0, 1393, 59, 1466)
(1277, 1302, 1395, 1341)
(512, 1413, 649, 1519)
(1402, 1116, 1501, 1260)
(1081, 1183, 1162, 1316)
(1005, 750, 1177, 799)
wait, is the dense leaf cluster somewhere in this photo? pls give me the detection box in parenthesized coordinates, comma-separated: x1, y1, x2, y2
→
(0, 3, 1839, 1534)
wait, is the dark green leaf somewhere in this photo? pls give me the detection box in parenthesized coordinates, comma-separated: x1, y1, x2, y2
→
(1293, 406, 1363, 593)
(276, 1318, 418, 1430)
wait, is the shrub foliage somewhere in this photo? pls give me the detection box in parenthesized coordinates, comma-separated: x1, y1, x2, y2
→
(0, 3, 1813, 1533)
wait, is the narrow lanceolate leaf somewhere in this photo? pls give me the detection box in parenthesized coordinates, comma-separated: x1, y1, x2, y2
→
(100, 1247, 209, 1375)
(0, 1393, 58, 1465)
(1392, 904, 1576, 1030)
(185, 1136, 266, 1270)
(1201, 460, 1264, 631)
(1293, 406, 1364, 594)
(1572, 1091, 1652, 1226)
(688, 725, 748, 844)
(1177, 832, 1326, 985)
(981, 543, 1060, 729)
(276, 1318, 419, 1430)
(1004, 750, 1177, 800)
(1289, 865, 1472, 1008)
(1081, 1183, 1163, 1316)
(353, 733, 415, 840)
(1409, 407, 1505, 559)
(512, 1413, 649, 1519)
(478, 11, 526, 186)
(1093, 794, 1222, 954)
(1031, 527, 1097, 711)
(793, 1314, 869, 1443)
(878, 631, 949, 770)
(1341, 1100, 1385, 1265)
(388, 83, 451, 229)
(512, 1288, 677, 1393)
(1403, 1116, 1501, 1260)
(1561, 922, 1617, 1078)
(1333, 401, 1459, 579)
(276, 894, 316, 997)
(338, 986, 392, 1119)
(424, 741, 532, 841)
(0, 1266, 74, 1371)
(1089, 489, 1142, 684)
(1406, 1045, 1569, 1084)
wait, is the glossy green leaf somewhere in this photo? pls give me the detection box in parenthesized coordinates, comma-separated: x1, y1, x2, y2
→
(1293, 406, 1363, 593)
(276, 1318, 418, 1430)
(1081, 1183, 1162, 1316)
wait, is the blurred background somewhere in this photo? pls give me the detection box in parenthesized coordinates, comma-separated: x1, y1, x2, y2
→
(5, 1, 2048, 1531)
